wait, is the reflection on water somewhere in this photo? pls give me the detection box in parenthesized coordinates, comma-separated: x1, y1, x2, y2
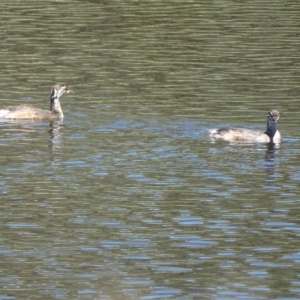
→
(1, 115, 299, 299)
(0, 0, 300, 299)
(49, 122, 63, 150)
(264, 145, 280, 192)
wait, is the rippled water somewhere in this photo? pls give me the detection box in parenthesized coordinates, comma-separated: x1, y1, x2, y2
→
(0, 1, 300, 299)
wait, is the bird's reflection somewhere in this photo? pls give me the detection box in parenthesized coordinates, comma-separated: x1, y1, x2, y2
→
(264, 142, 280, 190)
(265, 142, 280, 162)
(49, 121, 62, 148)
(48, 121, 64, 165)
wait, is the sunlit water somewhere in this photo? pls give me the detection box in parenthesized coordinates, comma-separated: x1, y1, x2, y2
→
(0, 1, 300, 300)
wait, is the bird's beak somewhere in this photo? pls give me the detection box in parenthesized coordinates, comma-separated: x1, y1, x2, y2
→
(66, 87, 74, 94)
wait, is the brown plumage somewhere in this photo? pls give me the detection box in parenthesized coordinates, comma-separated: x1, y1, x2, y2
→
(0, 84, 74, 120)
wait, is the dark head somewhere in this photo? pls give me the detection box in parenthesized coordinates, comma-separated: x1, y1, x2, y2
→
(267, 109, 280, 123)
(265, 109, 280, 143)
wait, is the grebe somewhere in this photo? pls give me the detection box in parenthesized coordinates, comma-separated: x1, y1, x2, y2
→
(0, 84, 74, 120)
(210, 109, 281, 144)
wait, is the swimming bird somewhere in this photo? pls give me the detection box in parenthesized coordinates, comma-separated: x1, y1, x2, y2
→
(0, 84, 74, 120)
(210, 109, 281, 144)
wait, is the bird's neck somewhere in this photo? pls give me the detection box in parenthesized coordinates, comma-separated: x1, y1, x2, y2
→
(50, 98, 63, 116)
(265, 121, 277, 144)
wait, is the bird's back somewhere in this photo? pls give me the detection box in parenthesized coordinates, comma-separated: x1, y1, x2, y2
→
(0, 105, 59, 120)
(210, 127, 280, 143)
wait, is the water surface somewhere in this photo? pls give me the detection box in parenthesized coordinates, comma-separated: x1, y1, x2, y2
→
(0, 1, 300, 299)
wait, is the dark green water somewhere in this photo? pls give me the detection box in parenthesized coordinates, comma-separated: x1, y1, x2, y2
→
(0, 1, 300, 299)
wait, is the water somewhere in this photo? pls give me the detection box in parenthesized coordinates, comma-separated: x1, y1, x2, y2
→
(0, 1, 300, 299)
